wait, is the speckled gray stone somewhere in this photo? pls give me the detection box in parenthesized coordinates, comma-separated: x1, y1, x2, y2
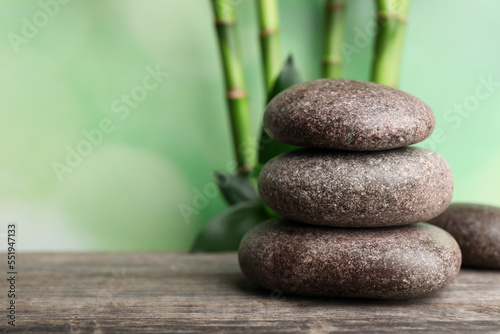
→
(264, 79, 435, 151)
(238, 219, 462, 299)
(428, 203, 500, 269)
(258, 147, 453, 227)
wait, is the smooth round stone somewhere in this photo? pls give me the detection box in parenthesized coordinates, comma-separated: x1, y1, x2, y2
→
(428, 204, 500, 269)
(258, 147, 453, 227)
(264, 79, 435, 151)
(239, 219, 461, 299)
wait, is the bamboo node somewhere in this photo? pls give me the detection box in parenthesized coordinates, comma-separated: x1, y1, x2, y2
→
(215, 18, 236, 25)
(326, 1, 346, 11)
(323, 58, 342, 66)
(237, 165, 253, 174)
(377, 11, 407, 22)
(260, 27, 279, 37)
(227, 88, 247, 99)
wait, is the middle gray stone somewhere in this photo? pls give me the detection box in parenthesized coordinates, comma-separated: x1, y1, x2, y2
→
(258, 147, 453, 227)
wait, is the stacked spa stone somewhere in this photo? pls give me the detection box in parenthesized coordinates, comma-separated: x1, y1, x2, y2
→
(239, 79, 462, 299)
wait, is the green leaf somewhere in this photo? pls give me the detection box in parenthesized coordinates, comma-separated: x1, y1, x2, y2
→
(267, 55, 302, 103)
(258, 132, 298, 166)
(191, 201, 269, 252)
(258, 56, 302, 166)
(214, 172, 259, 206)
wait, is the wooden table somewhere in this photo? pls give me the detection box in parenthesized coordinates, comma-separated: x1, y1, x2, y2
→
(6, 253, 500, 333)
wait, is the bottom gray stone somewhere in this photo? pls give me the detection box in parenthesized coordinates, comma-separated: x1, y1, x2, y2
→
(238, 219, 462, 299)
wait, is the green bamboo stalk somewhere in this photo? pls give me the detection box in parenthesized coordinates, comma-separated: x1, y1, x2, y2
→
(257, 0, 282, 95)
(323, 0, 346, 78)
(371, 0, 411, 87)
(212, 0, 256, 175)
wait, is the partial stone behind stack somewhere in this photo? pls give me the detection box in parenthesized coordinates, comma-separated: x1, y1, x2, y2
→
(428, 203, 500, 269)
(239, 79, 462, 299)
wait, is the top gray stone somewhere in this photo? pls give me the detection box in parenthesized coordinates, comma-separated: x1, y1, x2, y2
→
(264, 79, 435, 151)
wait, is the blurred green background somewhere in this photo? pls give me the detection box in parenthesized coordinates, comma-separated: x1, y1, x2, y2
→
(0, 0, 499, 251)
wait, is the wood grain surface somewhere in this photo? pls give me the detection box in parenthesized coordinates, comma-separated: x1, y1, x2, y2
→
(1, 253, 499, 333)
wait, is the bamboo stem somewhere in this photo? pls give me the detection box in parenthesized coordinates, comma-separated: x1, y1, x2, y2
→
(257, 0, 282, 95)
(323, 0, 346, 78)
(212, 0, 256, 175)
(371, 0, 411, 87)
